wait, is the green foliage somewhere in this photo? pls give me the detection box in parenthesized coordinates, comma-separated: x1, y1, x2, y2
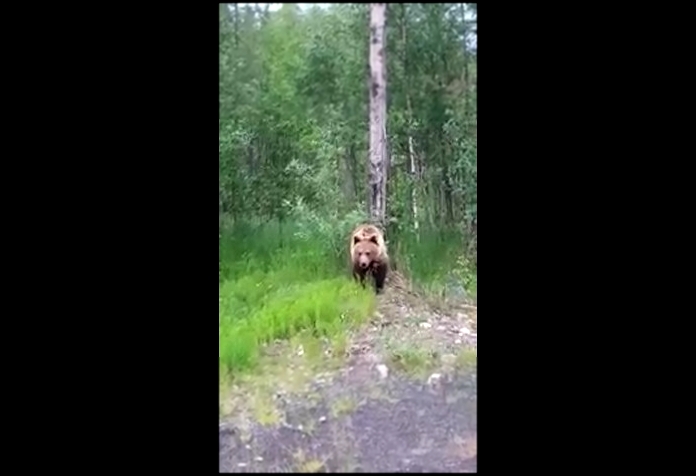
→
(391, 226, 477, 299)
(219, 3, 478, 376)
(219, 217, 375, 376)
(219, 4, 477, 232)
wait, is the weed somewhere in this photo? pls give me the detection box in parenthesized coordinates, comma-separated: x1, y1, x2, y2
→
(297, 458, 325, 473)
(387, 345, 438, 378)
(330, 332, 348, 359)
(330, 396, 357, 418)
(292, 449, 327, 473)
(250, 389, 282, 426)
(455, 349, 477, 371)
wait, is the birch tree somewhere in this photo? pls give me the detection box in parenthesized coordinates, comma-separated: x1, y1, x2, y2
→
(368, 3, 389, 225)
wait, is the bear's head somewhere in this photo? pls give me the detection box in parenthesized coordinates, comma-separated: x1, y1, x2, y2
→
(352, 239, 381, 270)
(351, 225, 383, 248)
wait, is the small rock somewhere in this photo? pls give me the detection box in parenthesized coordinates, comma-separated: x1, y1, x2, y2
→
(319, 415, 327, 423)
(245, 444, 251, 450)
(297, 345, 304, 356)
(427, 373, 442, 386)
(436, 325, 446, 331)
(254, 456, 264, 462)
(375, 311, 384, 319)
(459, 326, 472, 336)
(454, 339, 462, 345)
(238, 463, 248, 468)
(419, 322, 432, 329)
(376, 364, 389, 378)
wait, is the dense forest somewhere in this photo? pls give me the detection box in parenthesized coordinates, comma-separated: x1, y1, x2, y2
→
(219, 3, 477, 378)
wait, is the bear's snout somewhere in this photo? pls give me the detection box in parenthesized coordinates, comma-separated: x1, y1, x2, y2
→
(359, 260, 369, 269)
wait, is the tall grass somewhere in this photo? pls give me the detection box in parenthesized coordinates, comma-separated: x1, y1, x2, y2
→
(390, 226, 477, 300)
(219, 217, 375, 377)
(219, 216, 476, 380)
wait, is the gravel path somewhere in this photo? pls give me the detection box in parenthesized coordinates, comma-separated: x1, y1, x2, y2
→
(219, 273, 477, 473)
(219, 368, 476, 472)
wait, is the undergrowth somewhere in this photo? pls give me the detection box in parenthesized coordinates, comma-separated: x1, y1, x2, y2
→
(219, 213, 375, 378)
(390, 226, 477, 301)
(219, 212, 476, 382)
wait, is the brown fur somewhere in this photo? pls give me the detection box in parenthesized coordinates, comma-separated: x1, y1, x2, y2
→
(349, 224, 389, 293)
(350, 224, 388, 257)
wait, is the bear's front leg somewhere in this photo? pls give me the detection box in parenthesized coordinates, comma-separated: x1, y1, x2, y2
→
(372, 262, 388, 294)
(353, 271, 367, 289)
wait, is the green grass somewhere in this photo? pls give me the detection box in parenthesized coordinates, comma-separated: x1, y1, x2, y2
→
(219, 219, 375, 378)
(390, 226, 477, 301)
(386, 345, 438, 378)
(219, 218, 476, 381)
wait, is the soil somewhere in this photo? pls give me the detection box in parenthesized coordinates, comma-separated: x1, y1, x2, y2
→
(219, 272, 477, 473)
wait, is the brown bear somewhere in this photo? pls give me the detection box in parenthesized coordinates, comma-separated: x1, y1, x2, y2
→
(349, 224, 389, 294)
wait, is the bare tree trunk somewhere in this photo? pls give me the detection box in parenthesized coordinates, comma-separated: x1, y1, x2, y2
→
(234, 3, 239, 48)
(369, 3, 389, 226)
(459, 3, 469, 115)
(401, 3, 419, 233)
(343, 143, 357, 203)
(408, 134, 419, 231)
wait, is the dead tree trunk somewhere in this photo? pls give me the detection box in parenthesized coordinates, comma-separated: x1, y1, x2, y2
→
(368, 3, 389, 226)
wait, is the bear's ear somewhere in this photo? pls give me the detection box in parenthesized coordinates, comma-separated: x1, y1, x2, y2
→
(353, 235, 362, 245)
(369, 235, 379, 245)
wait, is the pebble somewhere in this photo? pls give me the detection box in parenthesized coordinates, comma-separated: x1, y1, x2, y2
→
(454, 339, 462, 345)
(319, 415, 327, 423)
(419, 322, 432, 329)
(427, 373, 442, 386)
(459, 326, 471, 336)
(376, 364, 389, 378)
(436, 325, 446, 331)
(254, 456, 264, 462)
(238, 463, 247, 468)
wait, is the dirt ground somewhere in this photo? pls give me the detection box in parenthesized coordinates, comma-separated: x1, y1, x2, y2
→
(219, 272, 477, 473)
